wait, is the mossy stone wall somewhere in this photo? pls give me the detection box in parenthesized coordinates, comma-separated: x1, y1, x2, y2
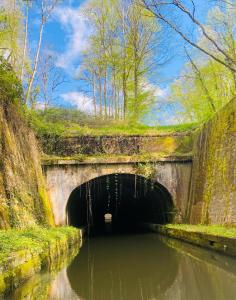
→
(0, 227, 81, 297)
(0, 103, 54, 229)
(39, 133, 193, 157)
(189, 98, 236, 224)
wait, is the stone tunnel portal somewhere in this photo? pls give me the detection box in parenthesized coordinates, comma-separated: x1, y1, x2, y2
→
(66, 173, 174, 232)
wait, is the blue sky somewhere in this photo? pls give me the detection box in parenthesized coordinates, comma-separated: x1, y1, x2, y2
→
(30, 0, 215, 124)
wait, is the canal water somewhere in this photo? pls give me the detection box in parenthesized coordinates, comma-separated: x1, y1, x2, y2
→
(6, 232, 236, 300)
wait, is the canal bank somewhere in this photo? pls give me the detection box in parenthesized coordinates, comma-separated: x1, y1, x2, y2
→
(0, 227, 82, 297)
(143, 224, 236, 257)
(6, 232, 236, 300)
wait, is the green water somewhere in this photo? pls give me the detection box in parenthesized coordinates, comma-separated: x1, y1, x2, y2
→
(6, 233, 236, 300)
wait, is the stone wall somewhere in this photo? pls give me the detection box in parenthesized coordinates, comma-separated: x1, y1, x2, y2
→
(40, 133, 193, 157)
(0, 103, 54, 229)
(189, 98, 236, 224)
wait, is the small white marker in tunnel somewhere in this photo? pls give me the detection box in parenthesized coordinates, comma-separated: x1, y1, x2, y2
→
(104, 213, 112, 223)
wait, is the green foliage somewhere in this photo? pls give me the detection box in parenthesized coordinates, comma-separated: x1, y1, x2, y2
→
(0, 5, 24, 73)
(0, 226, 78, 264)
(171, 3, 236, 124)
(79, 0, 159, 123)
(0, 57, 23, 103)
(27, 107, 197, 136)
(165, 224, 236, 239)
(171, 59, 234, 123)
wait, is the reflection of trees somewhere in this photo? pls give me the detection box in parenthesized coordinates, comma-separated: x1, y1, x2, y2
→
(67, 234, 179, 300)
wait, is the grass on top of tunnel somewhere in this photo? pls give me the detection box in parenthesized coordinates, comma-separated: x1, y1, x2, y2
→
(165, 224, 236, 239)
(0, 226, 78, 265)
(29, 109, 198, 137)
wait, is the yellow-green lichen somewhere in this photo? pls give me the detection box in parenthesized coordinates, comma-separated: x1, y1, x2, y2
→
(189, 97, 236, 225)
(0, 227, 81, 296)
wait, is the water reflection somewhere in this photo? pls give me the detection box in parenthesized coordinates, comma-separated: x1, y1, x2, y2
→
(6, 233, 236, 300)
(67, 234, 179, 300)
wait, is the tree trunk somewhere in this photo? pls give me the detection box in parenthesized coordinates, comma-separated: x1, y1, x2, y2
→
(92, 73, 97, 116)
(122, 71, 127, 119)
(20, 2, 29, 83)
(104, 67, 107, 118)
(25, 19, 44, 105)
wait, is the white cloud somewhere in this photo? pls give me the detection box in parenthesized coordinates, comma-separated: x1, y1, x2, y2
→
(153, 87, 169, 99)
(35, 102, 46, 110)
(61, 91, 94, 114)
(53, 4, 90, 71)
(143, 81, 169, 101)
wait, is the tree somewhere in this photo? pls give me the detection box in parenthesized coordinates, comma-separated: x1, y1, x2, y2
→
(79, 0, 159, 122)
(140, 0, 236, 73)
(36, 51, 67, 109)
(171, 49, 235, 123)
(0, 1, 24, 73)
(20, 0, 30, 82)
(124, 1, 158, 121)
(25, 0, 60, 106)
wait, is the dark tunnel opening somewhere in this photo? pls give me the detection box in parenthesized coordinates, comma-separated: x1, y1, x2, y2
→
(66, 174, 174, 234)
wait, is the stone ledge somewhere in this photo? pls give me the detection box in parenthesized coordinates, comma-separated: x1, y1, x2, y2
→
(41, 155, 193, 166)
(141, 224, 236, 257)
(0, 228, 82, 297)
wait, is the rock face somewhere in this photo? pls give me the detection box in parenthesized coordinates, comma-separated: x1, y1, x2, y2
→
(0, 103, 54, 229)
(189, 98, 236, 224)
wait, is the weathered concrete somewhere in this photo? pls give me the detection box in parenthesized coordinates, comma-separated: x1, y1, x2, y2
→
(144, 224, 236, 257)
(189, 98, 236, 224)
(42, 158, 192, 226)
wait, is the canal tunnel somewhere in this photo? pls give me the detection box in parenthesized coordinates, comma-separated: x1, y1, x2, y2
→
(66, 173, 174, 231)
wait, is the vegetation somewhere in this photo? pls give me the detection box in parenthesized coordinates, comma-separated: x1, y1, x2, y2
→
(170, 3, 236, 123)
(27, 107, 197, 136)
(143, 0, 236, 123)
(0, 57, 23, 104)
(165, 224, 236, 239)
(0, 226, 78, 264)
(79, 0, 159, 122)
(1, 0, 235, 127)
(0, 0, 60, 108)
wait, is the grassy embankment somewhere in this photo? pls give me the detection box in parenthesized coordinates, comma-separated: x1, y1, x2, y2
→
(164, 224, 236, 238)
(0, 226, 81, 295)
(147, 224, 236, 256)
(27, 107, 197, 137)
(0, 227, 79, 266)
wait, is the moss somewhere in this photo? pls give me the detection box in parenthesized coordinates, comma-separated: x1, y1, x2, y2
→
(41, 152, 192, 166)
(37, 186, 55, 227)
(0, 103, 55, 229)
(189, 98, 236, 225)
(164, 224, 236, 238)
(161, 136, 177, 153)
(0, 275, 6, 293)
(136, 162, 155, 178)
(0, 227, 81, 296)
(0, 227, 78, 265)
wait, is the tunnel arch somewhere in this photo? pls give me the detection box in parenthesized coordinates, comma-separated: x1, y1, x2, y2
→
(66, 173, 174, 230)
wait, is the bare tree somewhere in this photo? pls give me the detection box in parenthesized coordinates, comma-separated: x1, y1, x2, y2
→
(185, 48, 216, 112)
(20, 0, 30, 82)
(25, 0, 59, 105)
(140, 0, 236, 72)
(37, 52, 67, 109)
